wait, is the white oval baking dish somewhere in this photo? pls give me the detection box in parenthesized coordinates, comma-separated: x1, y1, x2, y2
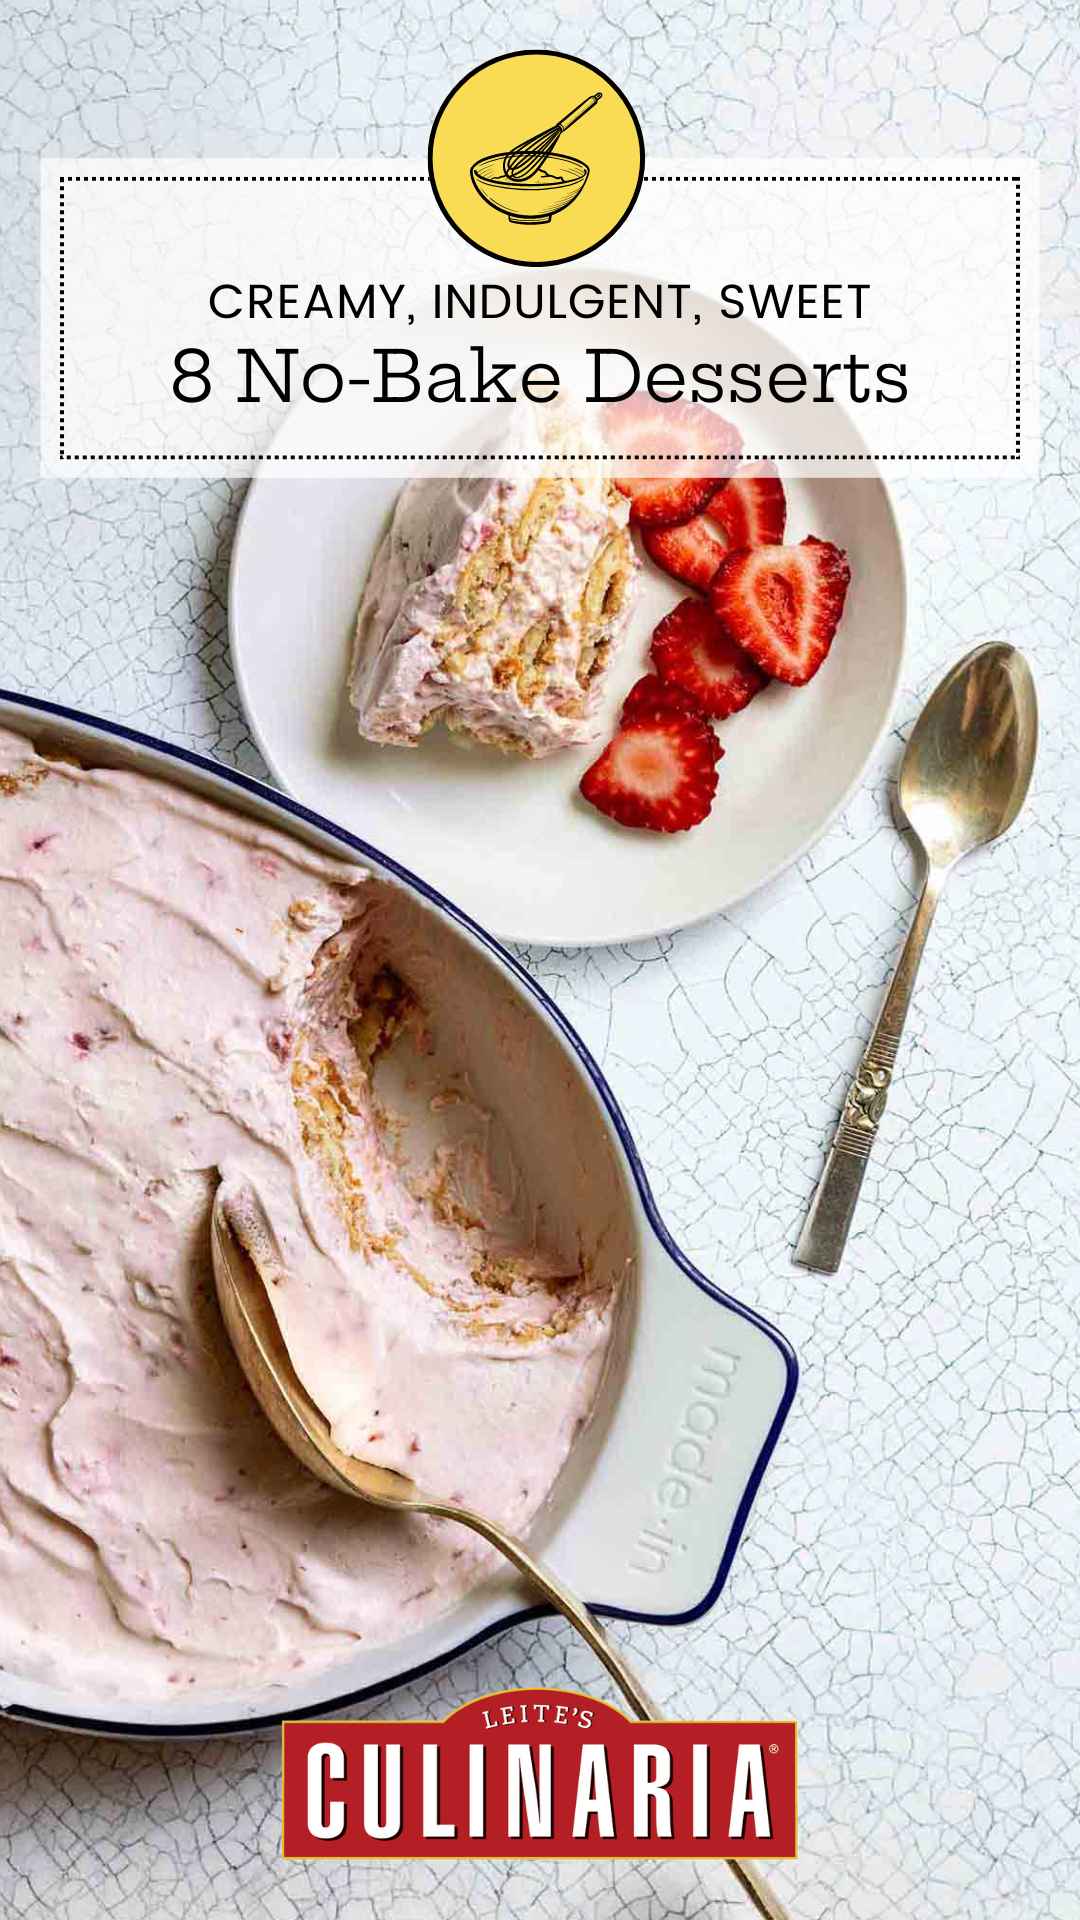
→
(0, 690, 796, 1738)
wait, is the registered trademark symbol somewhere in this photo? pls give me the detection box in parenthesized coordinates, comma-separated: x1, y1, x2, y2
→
(769, 1743, 780, 1754)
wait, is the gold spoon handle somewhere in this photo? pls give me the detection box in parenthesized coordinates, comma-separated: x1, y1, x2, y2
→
(726, 1861, 796, 1920)
(426, 1497, 660, 1717)
(428, 1501, 794, 1920)
(795, 859, 945, 1273)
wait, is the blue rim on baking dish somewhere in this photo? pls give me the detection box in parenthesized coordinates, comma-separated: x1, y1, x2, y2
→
(0, 689, 798, 1740)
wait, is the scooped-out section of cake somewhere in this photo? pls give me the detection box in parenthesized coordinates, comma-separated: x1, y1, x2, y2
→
(348, 399, 639, 757)
(0, 728, 631, 1700)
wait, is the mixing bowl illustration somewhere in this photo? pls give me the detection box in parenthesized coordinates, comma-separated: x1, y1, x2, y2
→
(470, 150, 589, 223)
(470, 91, 600, 224)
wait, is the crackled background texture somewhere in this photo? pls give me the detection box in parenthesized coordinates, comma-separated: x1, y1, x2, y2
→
(1, 3, 1078, 1917)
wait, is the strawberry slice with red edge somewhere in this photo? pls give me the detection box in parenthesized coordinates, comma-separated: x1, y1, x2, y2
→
(621, 673, 705, 725)
(580, 707, 722, 834)
(651, 598, 767, 718)
(643, 469, 788, 589)
(642, 516, 727, 591)
(604, 395, 742, 528)
(710, 536, 851, 686)
(620, 472, 719, 531)
(710, 469, 787, 548)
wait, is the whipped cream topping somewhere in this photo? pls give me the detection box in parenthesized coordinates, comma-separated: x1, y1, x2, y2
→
(0, 730, 626, 1700)
(349, 398, 639, 756)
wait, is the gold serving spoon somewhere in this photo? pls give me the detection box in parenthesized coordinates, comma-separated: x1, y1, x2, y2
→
(796, 642, 1038, 1273)
(211, 1182, 793, 1920)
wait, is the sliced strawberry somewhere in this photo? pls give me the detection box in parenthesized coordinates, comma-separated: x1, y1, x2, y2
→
(642, 470, 786, 585)
(651, 598, 767, 719)
(710, 469, 787, 548)
(620, 472, 719, 530)
(709, 536, 851, 686)
(642, 516, 727, 591)
(621, 673, 704, 725)
(580, 709, 722, 833)
(604, 395, 742, 528)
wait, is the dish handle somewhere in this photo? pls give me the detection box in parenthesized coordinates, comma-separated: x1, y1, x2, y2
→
(555, 1233, 796, 1622)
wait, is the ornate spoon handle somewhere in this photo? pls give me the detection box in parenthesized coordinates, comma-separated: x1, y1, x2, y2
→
(795, 861, 944, 1273)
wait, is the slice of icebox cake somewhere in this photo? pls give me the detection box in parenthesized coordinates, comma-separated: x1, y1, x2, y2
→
(348, 398, 639, 757)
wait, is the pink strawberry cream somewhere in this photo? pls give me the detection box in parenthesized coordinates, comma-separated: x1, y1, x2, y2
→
(0, 729, 627, 1701)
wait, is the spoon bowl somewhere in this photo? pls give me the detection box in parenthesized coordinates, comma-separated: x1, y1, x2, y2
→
(210, 1177, 661, 1710)
(211, 1184, 430, 1511)
(898, 642, 1038, 870)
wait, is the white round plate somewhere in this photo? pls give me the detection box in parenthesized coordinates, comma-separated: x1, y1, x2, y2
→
(229, 302, 906, 948)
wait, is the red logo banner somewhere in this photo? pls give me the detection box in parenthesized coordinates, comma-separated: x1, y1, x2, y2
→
(282, 1689, 796, 1859)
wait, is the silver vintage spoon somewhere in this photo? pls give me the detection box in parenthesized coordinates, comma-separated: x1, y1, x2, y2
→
(795, 642, 1038, 1274)
(211, 1181, 793, 1920)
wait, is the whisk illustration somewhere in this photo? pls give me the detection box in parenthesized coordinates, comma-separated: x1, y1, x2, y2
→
(503, 92, 602, 181)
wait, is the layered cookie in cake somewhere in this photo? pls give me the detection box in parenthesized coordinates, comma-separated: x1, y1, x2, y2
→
(348, 400, 639, 756)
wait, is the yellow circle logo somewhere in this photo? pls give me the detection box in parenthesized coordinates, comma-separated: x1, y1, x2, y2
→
(428, 51, 644, 267)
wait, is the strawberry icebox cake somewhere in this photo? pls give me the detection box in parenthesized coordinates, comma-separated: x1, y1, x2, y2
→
(350, 396, 638, 756)
(349, 393, 852, 833)
(0, 731, 624, 1699)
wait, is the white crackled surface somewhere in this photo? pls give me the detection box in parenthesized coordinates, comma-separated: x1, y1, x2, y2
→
(0, 2, 1078, 1917)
